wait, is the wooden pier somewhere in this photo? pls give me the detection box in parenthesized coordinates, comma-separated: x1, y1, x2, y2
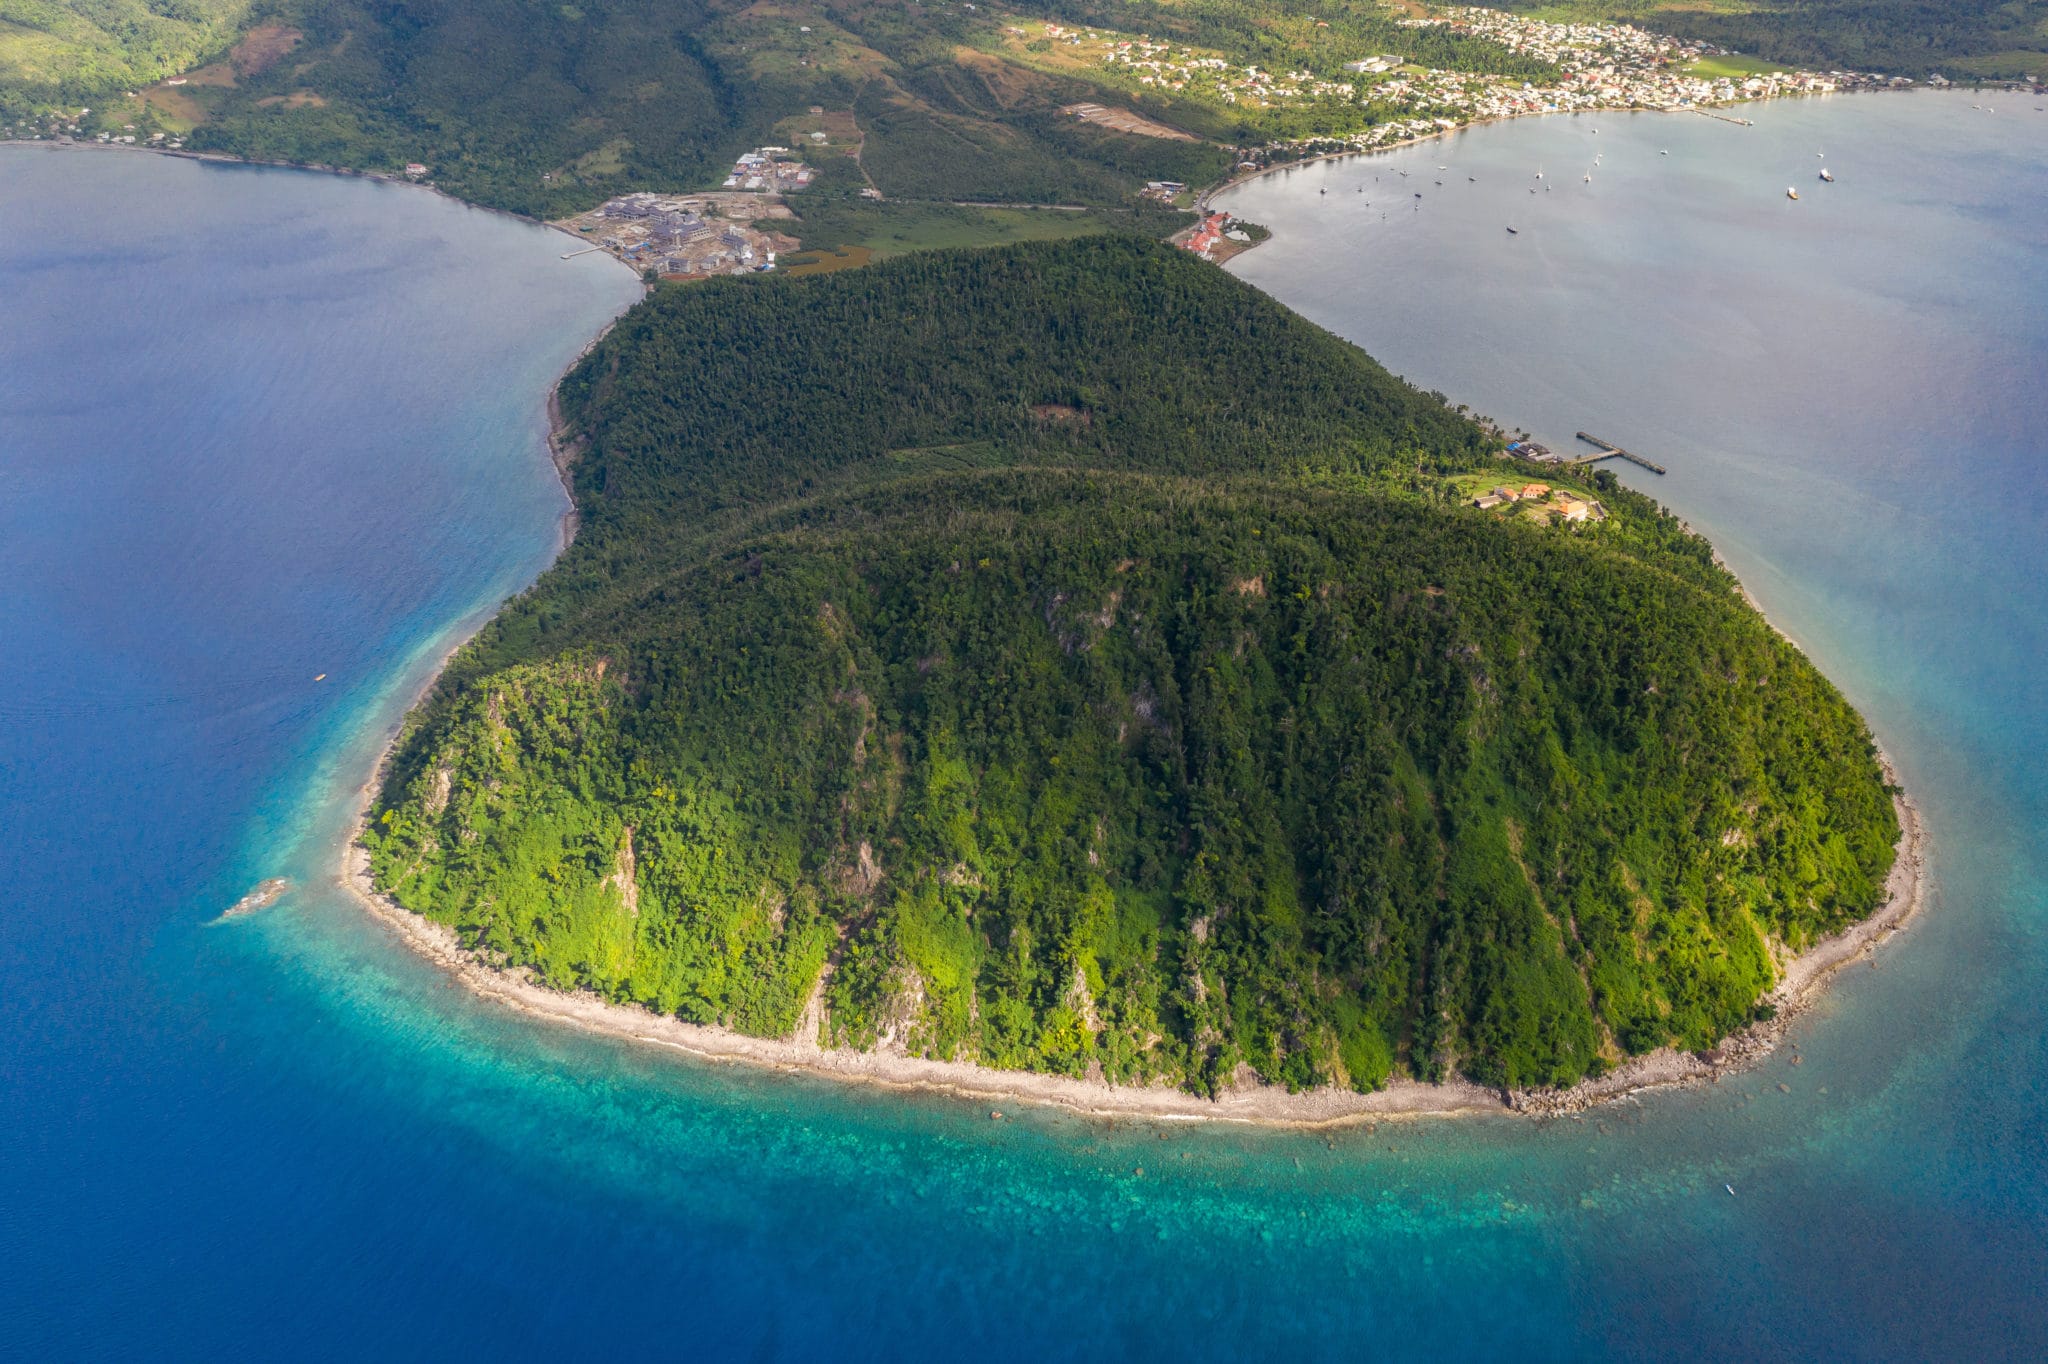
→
(1573, 432, 1667, 475)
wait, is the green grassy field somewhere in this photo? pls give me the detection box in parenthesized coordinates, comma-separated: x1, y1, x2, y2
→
(1683, 53, 1794, 79)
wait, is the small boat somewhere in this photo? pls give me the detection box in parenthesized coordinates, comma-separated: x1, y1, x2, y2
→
(1506, 226, 1518, 234)
(1660, 149, 1669, 156)
(1468, 176, 1476, 182)
(1413, 191, 1422, 198)
(1726, 1184, 1736, 1197)
(1319, 188, 1325, 195)
(1583, 172, 1591, 182)
(1786, 187, 1799, 200)
(1819, 168, 1835, 182)
(314, 673, 327, 682)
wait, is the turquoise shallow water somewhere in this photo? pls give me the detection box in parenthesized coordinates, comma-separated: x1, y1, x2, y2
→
(3, 92, 2046, 1358)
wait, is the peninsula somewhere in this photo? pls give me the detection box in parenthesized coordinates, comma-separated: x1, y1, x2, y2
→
(355, 237, 1905, 1116)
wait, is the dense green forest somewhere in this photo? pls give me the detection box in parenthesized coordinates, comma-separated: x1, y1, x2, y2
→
(364, 238, 1899, 1095)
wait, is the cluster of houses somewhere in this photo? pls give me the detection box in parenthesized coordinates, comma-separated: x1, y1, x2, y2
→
(1395, 8, 1899, 116)
(722, 148, 815, 192)
(1328, 12, 1895, 149)
(1025, 10, 1906, 168)
(1042, 23, 1360, 106)
(1473, 482, 1606, 523)
(1180, 211, 1252, 260)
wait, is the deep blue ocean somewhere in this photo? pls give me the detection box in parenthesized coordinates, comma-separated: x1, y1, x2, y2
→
(3, 90, 2044, 1359)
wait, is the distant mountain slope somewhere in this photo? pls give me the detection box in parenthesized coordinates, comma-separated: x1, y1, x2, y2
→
(364, 238, 1898, 1095)
(0, 0, 250, 98)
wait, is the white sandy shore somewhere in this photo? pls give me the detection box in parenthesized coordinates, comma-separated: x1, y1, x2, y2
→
(341, 788, 1920, 1125)
(337, 649, 1923, 1128)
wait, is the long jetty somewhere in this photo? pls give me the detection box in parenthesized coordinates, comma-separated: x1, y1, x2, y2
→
(1573, 432, 1667, 475)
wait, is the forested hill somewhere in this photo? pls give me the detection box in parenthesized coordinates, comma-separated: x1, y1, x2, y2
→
(365, 237, 1898, 1096)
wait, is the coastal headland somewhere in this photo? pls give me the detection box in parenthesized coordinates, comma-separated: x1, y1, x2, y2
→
(325, 233, 1925, 1129)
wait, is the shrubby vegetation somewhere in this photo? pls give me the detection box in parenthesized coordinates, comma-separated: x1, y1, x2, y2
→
(367, 238, 1897, 1095)
(0, 0, 248, 101)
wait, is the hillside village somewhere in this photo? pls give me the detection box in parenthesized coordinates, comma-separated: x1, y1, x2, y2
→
(1025, 7, 1906, 169)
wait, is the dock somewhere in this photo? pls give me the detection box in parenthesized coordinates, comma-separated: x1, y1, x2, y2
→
(559, 246, 608, 260)
(1572, 432, 1667, 475)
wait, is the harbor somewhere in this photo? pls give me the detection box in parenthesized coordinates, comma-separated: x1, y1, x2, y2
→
(1505, 434, 1667, 476)
(1572, 432, 1668, 474)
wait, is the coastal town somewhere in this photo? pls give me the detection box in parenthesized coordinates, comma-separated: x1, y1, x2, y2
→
(1031, 6, 1914, 172)
(553, 148, 810, 280)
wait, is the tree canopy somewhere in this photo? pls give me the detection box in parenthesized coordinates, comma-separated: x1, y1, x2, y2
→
(366, 238, 1898, 1095)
